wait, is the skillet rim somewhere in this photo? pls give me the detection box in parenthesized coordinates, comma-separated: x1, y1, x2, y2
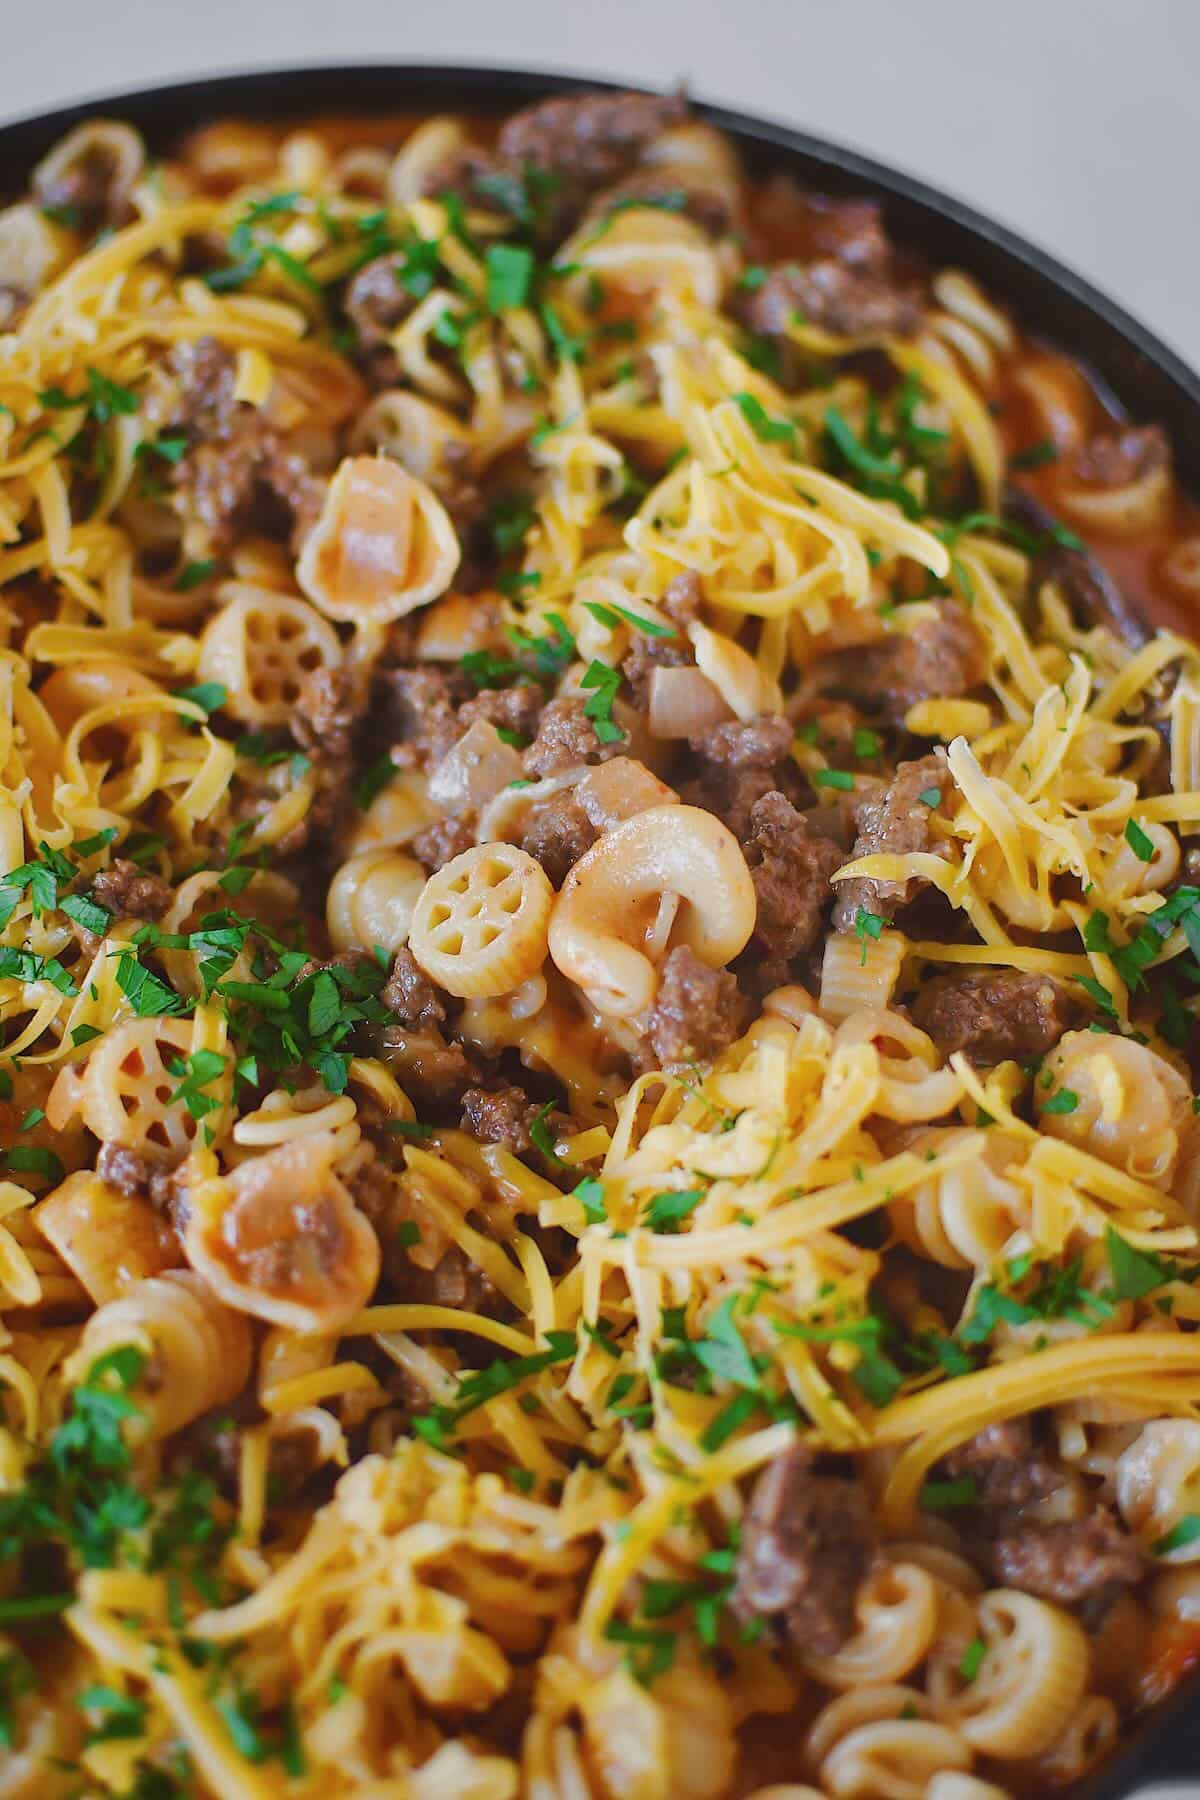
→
(1, 56, 1198, 1796)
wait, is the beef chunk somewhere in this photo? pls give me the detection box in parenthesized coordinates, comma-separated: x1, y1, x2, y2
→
(742, 791, 844, 964)
(458, 683, 544, 744)
(381, 947, 447, 1028)
(1070, 424, 1169, 489)
(379, 956, 483, 1103)
(460, 1084, 539, 1153)
(621, 569, 702, 705)
(732, 1444, 878, 1656)
(411, 1244, 503, 1314)
(523, 696, 621, 778)
(520, 795, 598, 886)
(378, 666, 470, 770)
(291, 666, 365, 763)
(935, 1422, 1142, 1610)
(738, 259, 921, 341)
(992, 1516, 1143, 1608)
(831, 754, 951, 932)
(494, 89, 688, 235)
(157, 337, 321, 554)
(95, 1143, 185, 1223)
(911, 968, 1081, 1065)
(460, 1084, 575, 1163)
(91, 859, 173, 922)
(941, 1419, 1061, 1514)
(343, 253, 416, 354)
(640, 945, 744, 1070)
(412, 816, 475, 871)
(813, 599, 985, 722)
(682, 712, 804, 837)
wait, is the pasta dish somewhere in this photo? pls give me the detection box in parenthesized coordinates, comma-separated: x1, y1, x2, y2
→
(3, 85, 1200, 1800)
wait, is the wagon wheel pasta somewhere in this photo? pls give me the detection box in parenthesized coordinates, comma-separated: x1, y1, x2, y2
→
(2, 83, 1200, 1800)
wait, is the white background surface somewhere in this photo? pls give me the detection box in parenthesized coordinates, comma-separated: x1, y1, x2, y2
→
(2, 0, 1199, 371)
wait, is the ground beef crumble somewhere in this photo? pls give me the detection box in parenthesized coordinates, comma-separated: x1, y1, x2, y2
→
(91, 860, 173, 921)
(639, 944, 745, 1071)
(732, 1444, 879, 1655)
(741, 790, 844, 966)
(911, 968, 1082, 1065)
(831, 753, 952, 932)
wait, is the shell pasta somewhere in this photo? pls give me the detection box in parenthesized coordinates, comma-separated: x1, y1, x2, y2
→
(3, 84, 1200, 1800)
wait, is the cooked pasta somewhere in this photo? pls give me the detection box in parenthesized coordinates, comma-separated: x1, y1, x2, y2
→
(2, 83, 1200, 1800)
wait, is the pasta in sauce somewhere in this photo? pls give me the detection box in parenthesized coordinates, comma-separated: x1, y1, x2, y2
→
(2, 87, 1200, 1800)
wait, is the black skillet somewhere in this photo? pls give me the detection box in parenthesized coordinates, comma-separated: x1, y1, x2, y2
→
(1, 60, 1198, 1796)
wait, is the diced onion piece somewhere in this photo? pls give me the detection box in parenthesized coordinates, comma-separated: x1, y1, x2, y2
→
(647, 664, 732, 738)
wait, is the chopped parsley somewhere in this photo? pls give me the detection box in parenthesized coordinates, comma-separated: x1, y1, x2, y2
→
(485, 242, 535, 313)
(175, 559, 218, 592)
(644, 1187, 705, 1233)
(412, 1331, 577, 1441)
(579, 659, 625, 744)
(1154, 1515, 1200, 1556)
(1040, 1086, 1079, 1115)
(854, 907, 884, 964)
(575, 1176, 608, 1224)
(811, 768, 854, 791)
(486, 492, 537, 556)
(1010, 438, 1060, 471)
(1124, 818, 1155, 863)
(920, 1476, 979, 1512)
(582, 597, 675, 639)
(732, 390, 797, 450)
(174, 681, 228, 717)
(959, 1636, 986, 1683)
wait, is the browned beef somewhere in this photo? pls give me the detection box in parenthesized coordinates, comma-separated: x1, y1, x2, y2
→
(414, 1244, 504, 1314)
(377, 666, 470, 770)
(621, 569, 701, 705)
(461, 1085, 537, 1153)
(95, 1143, 185, 1222)
(639, 945, 745, 1070)
(343, 253, 416, 353)
(681, 712, 804, 838)
(831, 753, 951, 932)
(378, 950, 483, 1101)
(742, 791, 844, 965)
(911, 968, 1081, 1066)
(935, 1421, 1142, 1611)
(732, 1444, 878, 1655)
(519, 795, 598, 885)
(160, 338, 322, 554)
(941, 1419, 1060, 1513)
(751, 180, 893, 273)
(1070, 424, 1169, 489)
(458, 683, 544, 744)
(292, 666, 366, 763)
(738, 259, 922, 340)
(990, 1515, 1143, 1606)
(412, 816, 475, 871)
(382, 947, 448, 1028)
(812, 599, 985, 722)
(495, 89, 688, 235)
(91, 859, 173, 922)
(523, 696, 622, 778)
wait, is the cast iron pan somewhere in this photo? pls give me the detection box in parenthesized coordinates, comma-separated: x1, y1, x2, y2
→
(1, 61, 1198, 1797)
